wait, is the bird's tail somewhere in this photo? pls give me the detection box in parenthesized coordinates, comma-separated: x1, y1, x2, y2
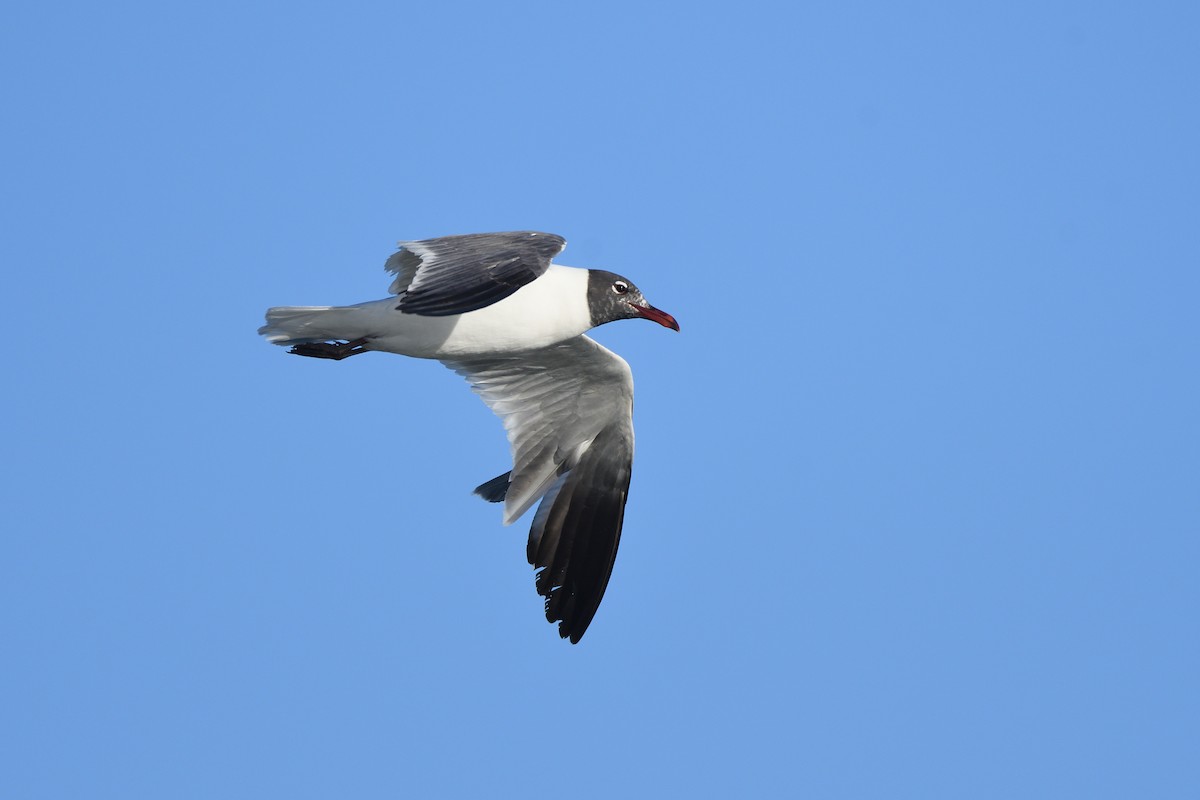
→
(258, 305, 366, 346)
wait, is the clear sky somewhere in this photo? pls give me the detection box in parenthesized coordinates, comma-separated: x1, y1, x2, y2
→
(3, 2, 1197, 797)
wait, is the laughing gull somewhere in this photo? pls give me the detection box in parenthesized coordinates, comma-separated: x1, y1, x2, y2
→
(259, 231, 678, 642)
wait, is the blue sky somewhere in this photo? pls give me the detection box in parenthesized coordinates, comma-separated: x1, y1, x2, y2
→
(3, 2, 1197, 797)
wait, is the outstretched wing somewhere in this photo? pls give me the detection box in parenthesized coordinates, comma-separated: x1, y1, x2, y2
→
(386, 231, 566, 317)
(443, 335, 635, 643)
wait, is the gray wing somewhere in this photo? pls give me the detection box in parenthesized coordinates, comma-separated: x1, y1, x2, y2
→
(443, 335, 635, 643)
(385, 231, 566, 316)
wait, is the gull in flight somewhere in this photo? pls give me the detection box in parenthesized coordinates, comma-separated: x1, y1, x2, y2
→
(259, 231, 678, 642)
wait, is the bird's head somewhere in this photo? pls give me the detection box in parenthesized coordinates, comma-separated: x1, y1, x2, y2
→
(587, 270, 680, 331)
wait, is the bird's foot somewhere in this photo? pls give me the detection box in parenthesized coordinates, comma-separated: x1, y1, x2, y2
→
(288, 337, 371, 360)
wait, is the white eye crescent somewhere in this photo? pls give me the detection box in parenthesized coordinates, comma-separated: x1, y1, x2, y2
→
(612, 280, 629, 295)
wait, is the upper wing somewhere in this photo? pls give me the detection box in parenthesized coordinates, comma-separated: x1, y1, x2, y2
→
(443, 335, 635, 642)
(386, 231, 566, 317)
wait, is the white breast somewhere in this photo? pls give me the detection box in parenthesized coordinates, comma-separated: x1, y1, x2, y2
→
(440, 265, 592, 356)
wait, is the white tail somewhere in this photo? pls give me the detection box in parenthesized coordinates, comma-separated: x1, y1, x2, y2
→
(258, 305, 364, 345)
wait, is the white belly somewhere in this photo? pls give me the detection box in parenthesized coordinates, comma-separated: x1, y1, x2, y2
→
(363, 264, 593, 359)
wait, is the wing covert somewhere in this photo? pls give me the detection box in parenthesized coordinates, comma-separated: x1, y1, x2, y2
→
(443, 335, 633, 525)
(385, 231, 566, 317)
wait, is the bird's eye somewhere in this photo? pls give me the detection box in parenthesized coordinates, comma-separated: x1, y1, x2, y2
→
(612, 280, 629, 295)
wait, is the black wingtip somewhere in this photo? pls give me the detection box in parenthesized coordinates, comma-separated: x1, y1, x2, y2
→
(525, 424, 632, 645)
(473, 471, 511, 503)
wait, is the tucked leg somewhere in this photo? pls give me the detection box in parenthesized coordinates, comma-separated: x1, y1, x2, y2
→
(288, 337, 371, 360)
